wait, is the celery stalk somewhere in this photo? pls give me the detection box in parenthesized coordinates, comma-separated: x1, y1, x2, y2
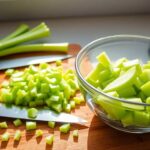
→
(0, 43, 68, 57)
(1, 24, 29, 42)
(0, 23, 50, 50)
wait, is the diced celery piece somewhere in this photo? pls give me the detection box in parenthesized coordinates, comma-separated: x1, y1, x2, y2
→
(5, 69, 15, 76)
(56, 60, 62, 66)
(39, 63, 49, 69)
(1, 88, 13, 104)
(41, 83, 49, 93)
(59, 123, 71, 133)
(51, 103, 62, 113)
(48, 121, 55, 128)
(140, 69, 150, 83)
(46, 135, 54, 145)
(26, 121, 36, 130)
(96, 52, 111, 68)
(14, 130, 21, 141)
(65, 104, 71, 113)
(1, 81, 9, 88)
(73, 129, 78, 138)
(121, 112, 134, 127)
(73, 96, 85, 105)
(1, 132, 10, 141)
(49, 95, 60, 102)
(0, 122, 8, 128)
(99, 69, 111, 82)
(134, 77, 144, 89)
(27, 108, 38, 118)
(35, 129, 43, 137)
(104, 67, 137, 92)
(70, 100, 76, 109)
(13, 119, 22, 127)
(114, 57, 128, 68)
(141, 81, 150, 96)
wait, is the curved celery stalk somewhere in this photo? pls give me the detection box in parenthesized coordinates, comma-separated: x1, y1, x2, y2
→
(0, 43, 69, 57)
(1, 24, 29, 42)
(0, 23, 50, 50)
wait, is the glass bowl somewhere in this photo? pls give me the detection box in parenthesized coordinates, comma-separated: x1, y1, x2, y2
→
(75, 35, 150, 133)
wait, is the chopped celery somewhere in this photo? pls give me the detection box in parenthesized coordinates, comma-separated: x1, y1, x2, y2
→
(73, 96, 85, 105)
(13, 119, 22, 127)
(46, 135, 54, 145)
(0, 121, 8, 128)
(56, 60, 62, 66)
(48, 121, 55, 128)
(35, 129, 43, 137)
(27, 108, 38, 118)
(70, 100, 76, 109)
(5, 69, 15, 76)
(1, 132, 10, 142)
(26, 121, 36, 130)
(65, 104, 71, 113)
(59, 124, 70, 133)
(14, 130, 21, 141)
(73, 130, 79, 137)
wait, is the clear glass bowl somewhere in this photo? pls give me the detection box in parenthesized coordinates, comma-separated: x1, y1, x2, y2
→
(75, 35, 150, 133)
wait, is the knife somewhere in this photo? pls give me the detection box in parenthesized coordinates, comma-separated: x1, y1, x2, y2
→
(0, 103, 87, 125)
(0, 54, 73, 70)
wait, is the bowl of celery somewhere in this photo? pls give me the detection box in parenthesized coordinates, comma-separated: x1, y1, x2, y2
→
(75, 35, 150, 133)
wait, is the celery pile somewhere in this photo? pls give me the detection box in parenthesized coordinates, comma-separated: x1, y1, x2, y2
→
(0, 62, 81, 113)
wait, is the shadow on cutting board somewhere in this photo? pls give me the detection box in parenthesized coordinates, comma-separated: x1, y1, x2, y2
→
(87, 115, 150, 150)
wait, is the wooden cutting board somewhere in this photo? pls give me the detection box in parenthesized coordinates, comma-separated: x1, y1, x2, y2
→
(1, 44, 150, 150)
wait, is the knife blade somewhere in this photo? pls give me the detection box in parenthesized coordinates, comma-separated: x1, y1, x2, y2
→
(0, 54, 73, 70)
(0, 103, 87, 125)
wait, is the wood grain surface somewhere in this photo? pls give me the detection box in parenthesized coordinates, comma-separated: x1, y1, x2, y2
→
(0, 44, 150, 150)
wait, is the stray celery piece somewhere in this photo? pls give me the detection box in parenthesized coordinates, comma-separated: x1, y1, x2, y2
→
(70, 100, 76, 109)
(56, 60, 62, 66)
(14, 130, 21, 141)
(0, 121, 8, 128)
(26, 121, 37, 130)
(27, 108, 38, 118)
(0, 43, 69, 57)
(59, 123, 71, 134)
(13, 119, 22, 127)
(5, 69, 15, 76)
(48, 121, 55, 128)
(1, 132, 10, 142)
(35, 129, 43, 138)
(1, 24, 29, 42)
(73, 130, 79, 138)
(46, 135, 54, 145)
(73, 96, 84, 105)
(65, 104, 71, 113)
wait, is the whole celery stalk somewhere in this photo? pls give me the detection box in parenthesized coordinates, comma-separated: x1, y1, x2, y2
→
(0, 43, 68, 57)
(1, 24, 29, 42)
(0, 22, 50, 50)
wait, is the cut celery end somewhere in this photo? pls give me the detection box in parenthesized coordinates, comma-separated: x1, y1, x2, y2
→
(14, 130, 21, 141)
(13, 119, 22, 127)
(59, 124, 71, 134)
(26, 121, 36, 130)
(73, 129, 79, 137)
(48, 121, 55, 128)
(35, 129, 43, 137)
(46, 135, 54, 145)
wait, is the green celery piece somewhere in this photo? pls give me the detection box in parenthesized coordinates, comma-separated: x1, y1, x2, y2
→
(99, 69, 111, 82)
(112, 67, 121, 78)
(141, 81, 150, 96)
(0, 43, 69, 57)
(121, 112, 134, 127)
(73, 129, 79, 138)
(1, 89, 13, 104)
(29, 101, 37, 107)
(140, 69, 150, 83)
(49, 95, 60, 102)
(14, 130, 21, 141)
(121, 98, 144, 110)
(1, 81, 9, 88)
(13, 119, 22, 127)
(46, 135, 54, 145)
(0, 122, 8, 128)
(134, 77, 144, 89)
(41, 83, 50, 93)
(5, 69, 15, 76)
(48, 121, 55, 128)
(117, 86, 137, 98)
(35, 129, 43, 137)
(96, 52, 111, 68)
(114, 57, 128, 68)
(56, 60, 62, 66)
(59, 124, 71, 133)
(27, 108, 38, 118)
(0, 22, 50, 50)
(1, 132, 10, 142)
(51, 103, 62, 113)
(146, 97, 150, 111)
(26, 121, 36, 130)
(133, 111, 150, 127)
(65, 104, 71, 113)
(70, 100, 76, 109)
(1, 24, 29, 42)
(138, 91, 146, 101)
(143, 63, 150, 69)
(101, 78, 115, 89)
(104, 67, 137, 92)
(67, 79, 78, 90)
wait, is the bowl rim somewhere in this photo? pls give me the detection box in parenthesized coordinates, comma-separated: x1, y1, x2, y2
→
(75, 34, 150, 106)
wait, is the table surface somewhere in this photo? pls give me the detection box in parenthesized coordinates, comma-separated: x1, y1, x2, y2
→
(1, 15, 150, 150)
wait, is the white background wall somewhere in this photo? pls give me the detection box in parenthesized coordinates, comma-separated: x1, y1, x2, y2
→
(0, 0, 150, 20)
